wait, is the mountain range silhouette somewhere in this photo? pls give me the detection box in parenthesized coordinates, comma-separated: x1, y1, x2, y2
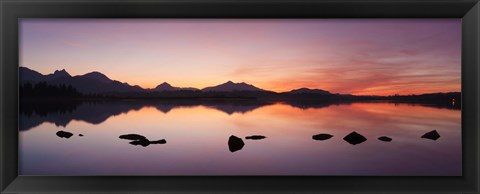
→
(19, 67, 462, 131)
(20, 67, 461, 101)
(20, 67, 144, 94)
(20, 67, 273, 94)
(19, 67, 461, 110)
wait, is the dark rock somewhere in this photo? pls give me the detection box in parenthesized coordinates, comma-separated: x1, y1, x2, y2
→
(56, 130, 73, 139)
(312, 133, 333, 141)
(119, 134, 166, 147)
(228, 135, 245, 152)
(149, 139, 167, 144)
(129, 139, 166, 147)
(343, 131, 367, 145)
(421, 130, 440, 140)
(378, 136, 392, 142)
(79, 134, 84, 137)
(245, 135, 266, 140)
(129, 139, 150, 147)
(119, 134, 147, 141)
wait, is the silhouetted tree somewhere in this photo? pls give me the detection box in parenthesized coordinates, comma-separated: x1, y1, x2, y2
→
(20, 82, 82, 99)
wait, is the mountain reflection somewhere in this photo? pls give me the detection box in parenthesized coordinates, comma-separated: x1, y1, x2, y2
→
(19, 99, 272, 131)
(19, 99, 460, 131)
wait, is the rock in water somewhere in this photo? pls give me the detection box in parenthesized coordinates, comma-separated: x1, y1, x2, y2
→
(312, 134, 333, 141)
(128, 139, 166, 147)
(343, 131, 367, 145)
(421, 130, 440, 140)
(378, 136, 392, 142)
(228, 135, 245, 152)
(119, 134, 147, 141)
(56, 131, 73, 139)
(149, 139, 167, 144)
(119, 133, 166, 147)
(245, 135, 266, 140)
(129, 139, 150, 147)
(79, 134, 84, 137)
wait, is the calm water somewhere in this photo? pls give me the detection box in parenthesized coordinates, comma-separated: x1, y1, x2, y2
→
(19, 100, 461, 176)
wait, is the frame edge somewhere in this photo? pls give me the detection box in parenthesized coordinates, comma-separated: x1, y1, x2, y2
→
(1, 0, 479, 193)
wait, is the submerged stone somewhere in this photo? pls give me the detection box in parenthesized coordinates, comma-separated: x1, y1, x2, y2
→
(378, 136, 392, 142)
(228, 135, 245, 152)
(245, 135, 266, 140)
(312, 134, 333, 141)
(343, 131, 367, 145)
(56, 130, 73, 139)
(421, 130, 440, 140)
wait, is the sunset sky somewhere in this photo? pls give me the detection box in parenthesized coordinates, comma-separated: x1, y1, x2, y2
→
(20, 19, 461, 95)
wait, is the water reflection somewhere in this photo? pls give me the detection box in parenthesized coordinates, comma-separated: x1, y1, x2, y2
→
(19, 99, 273, 131)
(19, 99, 460, 131)
(19, 100, 461, 176)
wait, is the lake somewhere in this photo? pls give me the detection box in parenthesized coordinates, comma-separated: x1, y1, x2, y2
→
(19, 100, 461, 176)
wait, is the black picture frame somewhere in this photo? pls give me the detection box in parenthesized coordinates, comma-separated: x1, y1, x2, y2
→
(1, 0, 479, 193)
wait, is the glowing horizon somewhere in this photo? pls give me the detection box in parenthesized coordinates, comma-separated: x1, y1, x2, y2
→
(20, 19, 461, 95)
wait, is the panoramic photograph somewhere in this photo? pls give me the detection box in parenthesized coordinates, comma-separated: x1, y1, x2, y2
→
(19, 19, 461, 176)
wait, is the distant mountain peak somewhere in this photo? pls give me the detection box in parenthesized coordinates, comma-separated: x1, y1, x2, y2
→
(153, 82, 199, 91)
(53, 69, 71, 77)
(19, 66, 44, 84)
(221, 81, 248, 85)
(202, 81, 264, 92)
(81, 71, 112, 83)
(159, 82, 172, 86)
(19, 66, 33, 71)
(291, 87, 311, 92)
(155, 82, 176, 91)
(289, 87, 331, 95)
(44, 69, 72, 81)
(86, 71, 102, 75)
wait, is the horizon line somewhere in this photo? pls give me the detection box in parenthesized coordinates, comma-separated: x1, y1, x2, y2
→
(19, 66, 461, 96)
